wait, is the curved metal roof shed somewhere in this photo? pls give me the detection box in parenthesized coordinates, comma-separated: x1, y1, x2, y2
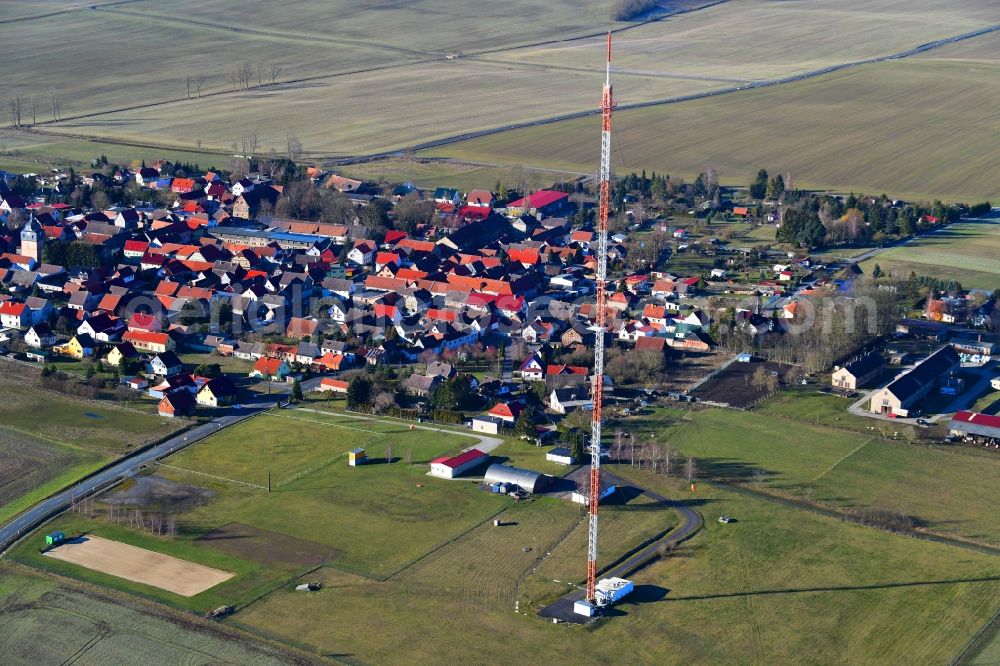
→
(483, 464, 550, 494)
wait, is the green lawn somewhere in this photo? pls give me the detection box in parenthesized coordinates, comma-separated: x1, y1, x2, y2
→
(14, 408, 511, 610)
(629, 406, 1000, 544)
(236, 473, 1000, 664)
(0, 376, 180, 454)
(861, 217, 1000, 289)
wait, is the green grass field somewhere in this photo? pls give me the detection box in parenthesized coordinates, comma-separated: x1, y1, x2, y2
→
(236, 474, 1000, 664)
(0, 565, 306, 665)
(9, 408, 516, 612)
(629, 406, 1000, 545)
(861, 217, 1000, 289)
(0, 377, 181, 524)
(0, 375, 180, 454)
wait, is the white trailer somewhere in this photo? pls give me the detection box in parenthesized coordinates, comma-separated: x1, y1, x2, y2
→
(595, 577, 634, 607)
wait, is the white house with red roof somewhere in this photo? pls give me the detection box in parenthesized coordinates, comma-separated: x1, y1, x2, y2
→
(0, 300, 29, 329)
(429, 448, 489, 479)
(488, 400, 524, 424)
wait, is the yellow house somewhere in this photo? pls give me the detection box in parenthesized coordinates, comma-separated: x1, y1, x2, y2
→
(55, 335, 96, 360)
(105, 342, 140, 367)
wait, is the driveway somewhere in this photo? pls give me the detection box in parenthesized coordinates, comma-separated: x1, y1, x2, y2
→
(537, 468, 702, 623)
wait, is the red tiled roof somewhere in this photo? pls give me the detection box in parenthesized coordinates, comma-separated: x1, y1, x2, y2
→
(951, 411, 1000, 429)
(507, 190, 569, 209)
(430, 448, 486, 468)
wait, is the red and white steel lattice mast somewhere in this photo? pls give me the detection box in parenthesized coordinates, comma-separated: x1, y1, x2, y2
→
(586, 31, 615, 607)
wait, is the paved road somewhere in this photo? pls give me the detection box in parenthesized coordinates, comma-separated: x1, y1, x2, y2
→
(538, 468, 702, 623)
(0, 377, 322, 554)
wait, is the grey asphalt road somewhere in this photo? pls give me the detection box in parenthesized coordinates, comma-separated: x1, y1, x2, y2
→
(0, 376, 322, 554)
(538, 468, 702, 623)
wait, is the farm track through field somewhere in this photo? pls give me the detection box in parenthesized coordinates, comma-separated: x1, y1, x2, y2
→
(96, 6, 437, 57)
(18, 0, 726, 134)
(351, 22, 1000, 162)
(0, 0, 144, 26)
(25, 2, 999, 167)
(807, 438, 873, 484)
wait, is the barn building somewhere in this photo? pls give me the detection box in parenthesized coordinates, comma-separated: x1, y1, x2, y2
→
(429, 449, 489, 479)
(868, 346, 960, 416)
(832, 352, 885, 390)
(948, 411, 1000, 446)
(483, 464, 551, 494)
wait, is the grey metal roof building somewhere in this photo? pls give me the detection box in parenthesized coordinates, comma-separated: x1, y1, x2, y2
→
(483, 464, 551, 494)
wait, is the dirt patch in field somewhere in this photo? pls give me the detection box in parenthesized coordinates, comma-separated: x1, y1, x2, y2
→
(196, 523, 339, 569)
(103, 475, 214, 512)
(44, 535, 233, 596)
(661, 352, 734, 393)
(691, 358, 796, 408)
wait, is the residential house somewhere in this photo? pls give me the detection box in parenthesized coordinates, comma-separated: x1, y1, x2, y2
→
(403, 373, 441, 397)
(106, 341, 142, 367)
(158, 390, 196, 418)
(488, 400, 524, 424)
(123, 330, 175, 354)
(24, 323, 56, 348)
(0, 300, 29, 329)
(55, 334, 97, 359)
(250, 357, 291, 381)
(149, 351, 183, 377)
(519, 352, 546, 380)
(550, 387, 591, 414)
(196, 376, 237, 407)
(317, 377, 349, 394)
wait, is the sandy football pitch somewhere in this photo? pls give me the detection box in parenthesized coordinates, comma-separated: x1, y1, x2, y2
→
(44, 535, 233, 596)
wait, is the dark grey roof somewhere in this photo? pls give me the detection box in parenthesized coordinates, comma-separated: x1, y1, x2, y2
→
(843, 352, 884, 378)
(885, 346, 960, 402)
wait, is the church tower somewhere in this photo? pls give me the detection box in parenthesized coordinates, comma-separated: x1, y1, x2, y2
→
(19, 216, 44, 264)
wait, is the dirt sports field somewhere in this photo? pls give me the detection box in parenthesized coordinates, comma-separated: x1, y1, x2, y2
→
(44, 535, 233, 596)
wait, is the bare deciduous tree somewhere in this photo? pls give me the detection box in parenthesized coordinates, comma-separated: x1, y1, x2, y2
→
(186, 76, 192, 99)
(7, 96, 23, 128)
(50, 96, 62, 121)
(230, 70, 239, 91)
(256, 63, 264, 88)
(685, 456, 698, 483)
(29, 98, 36, 125)
(241, 131, 258, 159)
(241, 61, 254, 89)
(195, 74, 208, 97)
(286, 134, 303, 163)
(270, 63, 282, 84)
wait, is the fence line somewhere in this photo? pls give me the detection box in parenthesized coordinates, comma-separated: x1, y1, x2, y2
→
(155, 462, 267, 491)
